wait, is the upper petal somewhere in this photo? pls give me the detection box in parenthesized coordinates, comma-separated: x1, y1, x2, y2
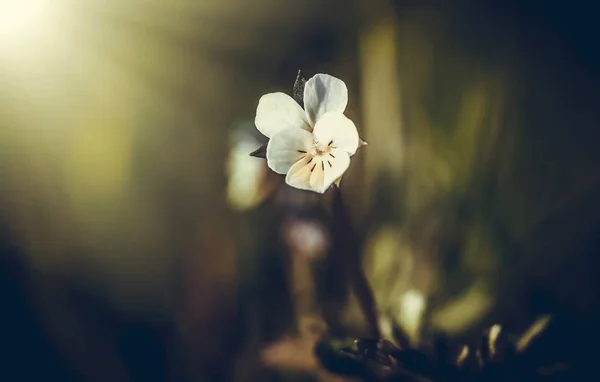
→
(285, 148, 351, 194)
(266, 128, 313, 174)
(303, 74, 348, 126)
(312, 112, 360, 156)
(255, 92, 310, 138)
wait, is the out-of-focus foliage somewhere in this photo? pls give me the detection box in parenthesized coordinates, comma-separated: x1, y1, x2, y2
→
(359, 1, 600, 341)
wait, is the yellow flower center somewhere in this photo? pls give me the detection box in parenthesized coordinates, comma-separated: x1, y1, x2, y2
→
(312, 139, 333, 156)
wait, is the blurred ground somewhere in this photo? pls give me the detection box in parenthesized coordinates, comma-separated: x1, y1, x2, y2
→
(1, 0, 600, 381)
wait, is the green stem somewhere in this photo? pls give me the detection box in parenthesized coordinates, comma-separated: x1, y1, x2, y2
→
(331, 185, 380, 339)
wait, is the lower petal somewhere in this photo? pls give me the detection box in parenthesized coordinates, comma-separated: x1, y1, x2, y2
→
(285, 149, 350, 194)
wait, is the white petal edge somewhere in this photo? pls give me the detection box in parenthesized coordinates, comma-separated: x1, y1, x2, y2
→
(312, 112, 360, 156)
(255, 92, 310, 138)
(285, 148, 351, 194)
(266, 128, 313, 174)
(303, 74, 348, 126)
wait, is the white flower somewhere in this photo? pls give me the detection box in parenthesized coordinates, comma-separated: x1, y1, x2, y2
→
(254, 73, 364, 194)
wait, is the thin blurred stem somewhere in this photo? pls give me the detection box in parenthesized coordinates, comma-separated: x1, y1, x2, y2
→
(331, 185, 380, 339)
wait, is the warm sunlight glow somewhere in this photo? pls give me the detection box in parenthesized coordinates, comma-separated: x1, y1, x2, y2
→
(0, 0, 52, 46)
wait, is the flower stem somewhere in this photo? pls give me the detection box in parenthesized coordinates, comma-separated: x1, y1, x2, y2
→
(330, 185, 381, 339)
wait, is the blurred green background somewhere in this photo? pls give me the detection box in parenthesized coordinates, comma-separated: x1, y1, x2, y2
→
(1, 0, 599, 381)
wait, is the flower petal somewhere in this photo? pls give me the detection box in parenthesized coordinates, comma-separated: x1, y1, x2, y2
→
(266, 128, 313, 174)
(285, 148, 351, 194)
(303, 74, 348, 126)
(312, 112, 360, 156)
(284, 158, 314, 192)
(255, 92, 310, 138)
